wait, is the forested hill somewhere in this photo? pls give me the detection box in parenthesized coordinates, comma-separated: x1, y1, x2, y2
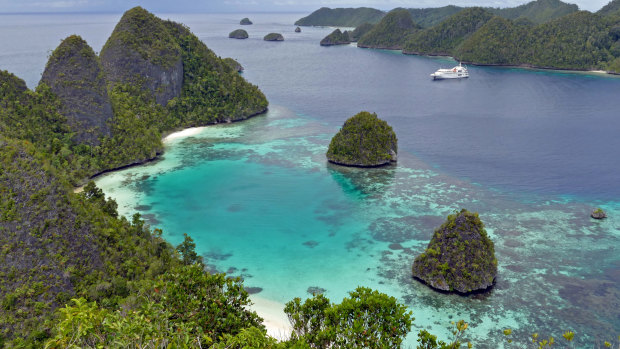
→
(295, 7, 385, 26)
(598, 0, 620, 16)
(357, 9, 421, 49)
(342, 0, 620, 73)
(296, 0, 579, 28)
(489, 0, 579, 23)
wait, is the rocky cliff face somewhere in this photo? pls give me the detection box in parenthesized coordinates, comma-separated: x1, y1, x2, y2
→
(100, 7, 183, 106)
(40, 35, 113, 145)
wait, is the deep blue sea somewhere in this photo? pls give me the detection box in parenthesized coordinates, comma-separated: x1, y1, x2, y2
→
(1, 12, 619, 348)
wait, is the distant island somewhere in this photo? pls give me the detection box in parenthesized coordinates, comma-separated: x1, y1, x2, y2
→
(264, 32, 284, 41)
(295, 7, 385, 27)
(240, 17, 253, 25)
(229, 29, 249, 39)
(326, 111, 397, 167)
(298, 0, 620, 73)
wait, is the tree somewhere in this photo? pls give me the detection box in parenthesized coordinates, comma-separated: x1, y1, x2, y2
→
(284, 287, 413, 348)
(176, 233, 203, 266)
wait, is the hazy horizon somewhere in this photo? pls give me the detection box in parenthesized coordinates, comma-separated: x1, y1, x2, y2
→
(0, 0, 612, 15)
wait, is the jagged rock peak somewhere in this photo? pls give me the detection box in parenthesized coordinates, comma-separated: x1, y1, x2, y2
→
(100, 6, 183, 106)
(40, 35, 113, 145)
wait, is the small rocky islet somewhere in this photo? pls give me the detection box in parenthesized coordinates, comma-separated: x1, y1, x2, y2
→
(591, 208, 607, 219)
(228, 29, 249, 39)
(264, 33, 284, 41)
(412, 209, 498, 293)
(326, 111, 397, 167)
(239, 17, 252, 25)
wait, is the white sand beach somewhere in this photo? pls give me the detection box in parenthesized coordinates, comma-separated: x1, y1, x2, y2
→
(249, 295, 292, 340)
(163, 126, 206, 143)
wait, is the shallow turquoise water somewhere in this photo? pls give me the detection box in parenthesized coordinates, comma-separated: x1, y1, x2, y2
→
(97, 105, 620, 347)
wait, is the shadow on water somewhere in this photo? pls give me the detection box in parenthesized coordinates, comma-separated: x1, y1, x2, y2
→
(326, 162, 397, 199)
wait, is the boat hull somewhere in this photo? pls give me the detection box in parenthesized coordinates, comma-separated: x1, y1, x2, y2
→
(431, 73, 469, 80)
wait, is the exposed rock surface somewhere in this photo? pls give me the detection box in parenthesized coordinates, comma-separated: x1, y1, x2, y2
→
(591, 208, 607, 219)
(412, 209, 498, 293)
(295, 26, 302, 32)
(240, 17, 253, 25)
(229, 29, 249, 39)
(40, 35, 113, 145)
(326, 111, 397, 167)
(100, 7, 183, 106)
(320, 29, 351, 46)
(264, 33, 284, 41)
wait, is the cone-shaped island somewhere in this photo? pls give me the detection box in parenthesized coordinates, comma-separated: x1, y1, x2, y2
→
(326, 111, 397, 167)
(412, 209, 498, 293)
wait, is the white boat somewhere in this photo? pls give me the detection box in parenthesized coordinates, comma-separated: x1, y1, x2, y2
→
(430, 62, 469, 80)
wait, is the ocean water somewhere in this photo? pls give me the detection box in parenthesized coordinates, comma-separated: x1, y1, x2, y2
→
(1, 12, 619, 348)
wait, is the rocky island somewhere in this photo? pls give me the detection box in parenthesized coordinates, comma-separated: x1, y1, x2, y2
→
(591, 208, 607, 219)
(264, 33, 284, 41)
(412, 209, 498, 293)
(326, 111, 397, 167)
(229, 29, 249, 39)
(295, 26, 302, 32)
(320, 29, 351, 46)
(240, 17, 253, 25)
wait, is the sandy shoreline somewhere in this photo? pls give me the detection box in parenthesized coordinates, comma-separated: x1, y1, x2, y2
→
(163, 126, 207, 143)
(248, 295, 292, 340)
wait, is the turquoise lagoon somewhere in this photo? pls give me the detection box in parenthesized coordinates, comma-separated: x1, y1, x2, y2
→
(96, 105, 620, 347)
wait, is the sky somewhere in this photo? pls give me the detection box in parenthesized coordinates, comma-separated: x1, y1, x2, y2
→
(0, 0, 611, 14)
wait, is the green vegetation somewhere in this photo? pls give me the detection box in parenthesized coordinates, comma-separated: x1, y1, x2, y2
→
(412, 209, 498, 293)
(326, 111, 397, 167)
(264, 33, 284, 41)
(295, 7, 386, 27)
(229, 29, 249, 39)
(350, 22, 374, 41)
(240, 17, 253, 25)
(598, 0, 620, 16)
(320, 29, 351, 46)
(489, 0, 578, 24)
(305, 1, 619, 72)
(0, 8, 268, 344)
(403, 7, 493, 55)
(357, 9, 421, 49)
(457, 11, 620, 71)
(223, 57, 244, 72)
(284, 287, 413, 348)
(408, 5, 465, 28)
(101, 7, 181, 69)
